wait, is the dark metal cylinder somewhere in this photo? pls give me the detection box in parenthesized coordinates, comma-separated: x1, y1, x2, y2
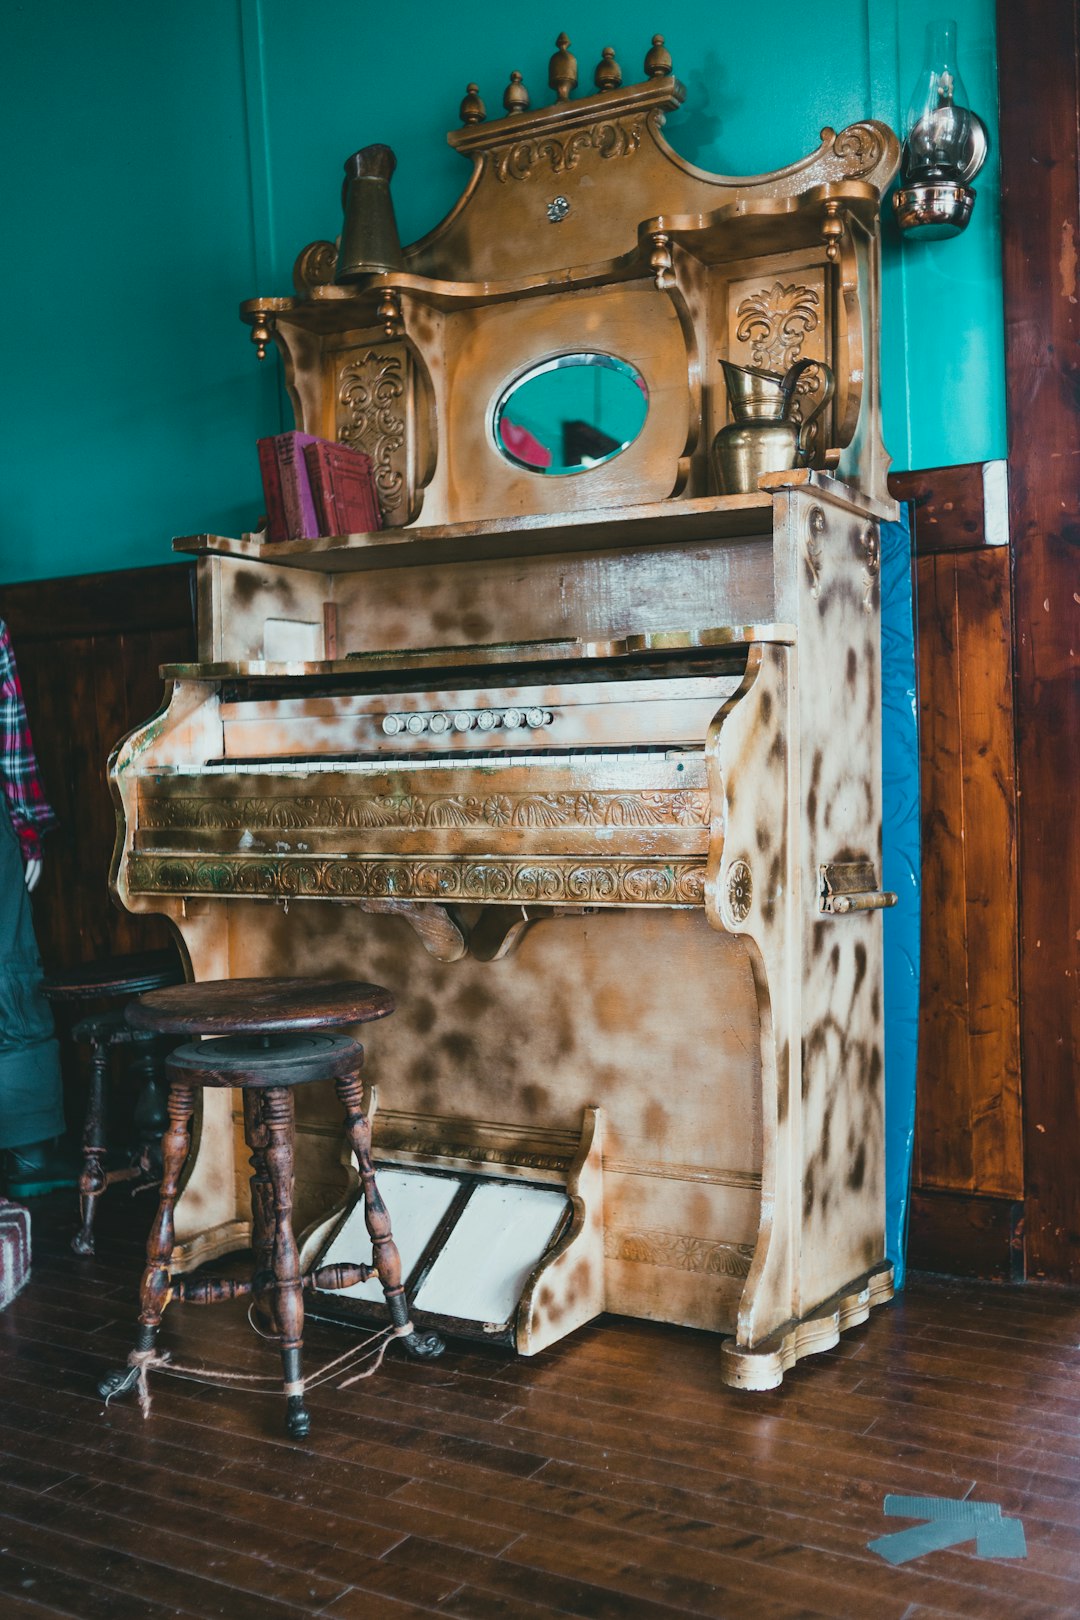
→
(336, 144, 405, 282)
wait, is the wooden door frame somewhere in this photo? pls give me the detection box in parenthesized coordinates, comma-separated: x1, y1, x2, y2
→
(997, 0, 1080, 1281)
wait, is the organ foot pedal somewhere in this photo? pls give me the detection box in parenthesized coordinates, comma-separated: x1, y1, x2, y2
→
(301, 1105, 605, 1357)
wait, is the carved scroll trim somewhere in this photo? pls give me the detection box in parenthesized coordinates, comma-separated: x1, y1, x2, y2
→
(138, 786, 711, 832)
(604, 1226, 754, 1278)
(128, 854, 708, 907)
(493, 116, 644, 181)
(337, 350, 407, 515)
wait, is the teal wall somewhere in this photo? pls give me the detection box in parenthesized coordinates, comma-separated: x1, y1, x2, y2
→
(2, 0, 1003, 584)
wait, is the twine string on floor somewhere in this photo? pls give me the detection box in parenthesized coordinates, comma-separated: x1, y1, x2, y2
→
(105, 1320, 415, 1419)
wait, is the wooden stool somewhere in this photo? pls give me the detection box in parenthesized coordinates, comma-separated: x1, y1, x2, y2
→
(97, 978, 444, 1438)
(41, 949, 184, 1255)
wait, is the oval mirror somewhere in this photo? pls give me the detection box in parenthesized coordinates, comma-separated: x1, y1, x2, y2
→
(493, 353, 649, 475)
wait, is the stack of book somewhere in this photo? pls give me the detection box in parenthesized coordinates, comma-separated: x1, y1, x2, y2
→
(257, 431, 383, 541)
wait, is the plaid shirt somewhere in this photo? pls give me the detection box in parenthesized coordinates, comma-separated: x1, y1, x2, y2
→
(0, 620, 56, 863)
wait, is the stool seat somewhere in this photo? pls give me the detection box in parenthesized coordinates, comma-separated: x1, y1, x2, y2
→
(99, 975, 443, 1439)
(127, 977, 394, 1036)
(71, 1009, 159, 1046)
(167, 1032, 363, 1088)
(40, 949, 183, 1257)
(42, 948, 184, 1004)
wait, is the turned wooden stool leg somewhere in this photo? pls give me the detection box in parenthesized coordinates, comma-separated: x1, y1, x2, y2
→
(130, 1035, 169, 1177)
(72, 1032, 109, 1256)
(98, 1079, 197, 1404)
(243, 1089, 277, 1335)
(335, 1070, 444, 1360)
(261, 1086, 310, 1438)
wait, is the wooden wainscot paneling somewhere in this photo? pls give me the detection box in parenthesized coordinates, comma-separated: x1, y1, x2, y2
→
(891, 462, 1023, 1277)
(0, 563, 196, 972)
(908, 1188, 1025, 1282)
(914, 545, 1022, 1198)
(998, 0, 1080, 1284)
(890, 460, 1009, 556)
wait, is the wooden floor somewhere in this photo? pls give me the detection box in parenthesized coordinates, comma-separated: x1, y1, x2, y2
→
(4, 1196, 1080, 1620)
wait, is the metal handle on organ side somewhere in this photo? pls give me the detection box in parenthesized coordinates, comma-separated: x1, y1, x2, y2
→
(819, 862, 898, 913)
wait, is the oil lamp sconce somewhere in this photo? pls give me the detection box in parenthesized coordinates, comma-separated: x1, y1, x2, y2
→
(893, 18, 988, 240)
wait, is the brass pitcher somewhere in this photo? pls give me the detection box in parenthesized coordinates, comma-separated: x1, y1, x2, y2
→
(712, 357, 834, 496)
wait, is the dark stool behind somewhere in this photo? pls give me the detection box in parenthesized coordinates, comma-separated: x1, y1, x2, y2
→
(41, 948, 184, 1255)
(98, 977, 444, 1438)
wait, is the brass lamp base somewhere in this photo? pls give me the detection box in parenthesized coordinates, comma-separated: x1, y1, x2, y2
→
(893, 181, 976, 240)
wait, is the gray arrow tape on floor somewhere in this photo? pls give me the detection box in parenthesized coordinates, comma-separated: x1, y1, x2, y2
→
(869, 1495, 1027, 1565)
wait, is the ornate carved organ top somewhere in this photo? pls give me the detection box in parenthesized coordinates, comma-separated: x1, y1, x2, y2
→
(111, 34, 900, 1386)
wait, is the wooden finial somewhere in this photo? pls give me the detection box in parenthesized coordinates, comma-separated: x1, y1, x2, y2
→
(378, 289, 403, 338)
(644, 33, 672, 79)
(459, 83, 486, 125)
(649, 231, 675, 291)
(250, 309, 275, 361)
(821, 198, 844, 263)
(548, 33, 578, 101)
(594, 46, 622, 91)
(503, 70, 530, 115)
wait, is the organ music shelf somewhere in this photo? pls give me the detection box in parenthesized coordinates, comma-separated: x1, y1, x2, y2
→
(173, 477, 891, 576)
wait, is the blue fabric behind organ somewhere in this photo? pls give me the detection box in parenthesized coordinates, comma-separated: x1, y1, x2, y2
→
(880, 508, 920, 1286)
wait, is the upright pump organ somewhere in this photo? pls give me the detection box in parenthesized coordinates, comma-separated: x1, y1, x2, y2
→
(111, 37, 901, 1387)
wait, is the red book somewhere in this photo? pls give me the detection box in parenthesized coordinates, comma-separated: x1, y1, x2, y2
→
(257, 432, 321, 541)
(256, 437, 286, 542)
(303, 439, 383, 535)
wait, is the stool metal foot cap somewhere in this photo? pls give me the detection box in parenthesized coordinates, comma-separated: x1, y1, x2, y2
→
(98, 1364, 141, 1403)
(285, 1395, 311, 1439)
(71, 1232, 95, 1257)
(401, 1328, 445, 1360)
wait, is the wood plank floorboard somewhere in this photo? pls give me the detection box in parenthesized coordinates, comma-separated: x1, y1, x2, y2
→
(2, 1194, 1080, 1617)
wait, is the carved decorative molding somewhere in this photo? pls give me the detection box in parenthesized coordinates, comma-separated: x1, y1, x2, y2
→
(859, 524, 880, 611)
(128, 854, 708, 907)
(138, 786, 710, 833)
(387, 1139, 573, 1173)
(831, 120, 889, 180)
(604, 1226, 754, 1278)
(604, 1158, 762, 1190)
(725, 859, 754, 924)
(730, 277, 827, 441)
(735, 282, 820, 374)
(805, 504, 826, 597)
(292, 239, 338, 295)
(378, 1107, 581, 1162)
(337, 351, 407, 515)
(492, 117, 644, 182)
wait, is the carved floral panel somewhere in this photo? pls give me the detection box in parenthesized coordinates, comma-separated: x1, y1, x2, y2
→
(336, 347, 409, 517)
(725, 268, 830, 451)
(604, 1226, 754, 1277)
(138, 786, 710, 833)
